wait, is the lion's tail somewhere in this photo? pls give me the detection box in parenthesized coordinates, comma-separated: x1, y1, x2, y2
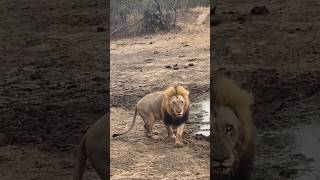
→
(73, 136, 87, 180)
(112, 107, 138, 137)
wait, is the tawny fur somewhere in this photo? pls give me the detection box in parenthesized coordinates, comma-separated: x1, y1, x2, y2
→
(113, 85, 190, 147)
(73, 114, 107, 180)
(214, 75, 255, 147)
(212, 75, 256, 180)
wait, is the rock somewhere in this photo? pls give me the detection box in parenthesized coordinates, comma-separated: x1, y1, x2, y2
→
(187, 58, 197, 61)
(144, 58, 154, 63)
(92, 76, 105, 81)
(193, 134, 210, 141)
(250, 6, 270, 15)
(237, 16, 246, 23)
(188, 63, 194, 66)
(96, 26, 106, 32)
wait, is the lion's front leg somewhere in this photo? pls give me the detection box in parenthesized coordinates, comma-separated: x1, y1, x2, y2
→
(164, 123, 176, 142)
(174, 123, 185, 147)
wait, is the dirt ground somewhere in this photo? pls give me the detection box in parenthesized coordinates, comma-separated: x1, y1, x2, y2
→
(0, 0, 107, 179)
(213, 0, 320, 179)
(110, 7, 210, 180)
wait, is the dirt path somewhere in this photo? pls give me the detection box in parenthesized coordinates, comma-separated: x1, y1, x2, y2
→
(110, 108, 209, 179)
(110, 8, 210, 179)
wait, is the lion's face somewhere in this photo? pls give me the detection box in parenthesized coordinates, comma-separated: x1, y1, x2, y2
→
(212, 105, 240, 177)
(168, 95, 186, 118)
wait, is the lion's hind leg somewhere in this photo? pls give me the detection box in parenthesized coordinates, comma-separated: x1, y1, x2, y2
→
(139, 112, 162, 140)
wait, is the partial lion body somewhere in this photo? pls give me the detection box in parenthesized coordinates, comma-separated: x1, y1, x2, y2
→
(212, 76, 255, 180)
(73, 114, 107, 180)
(136, 91, 164, 124)
(113, 85, 190, 147)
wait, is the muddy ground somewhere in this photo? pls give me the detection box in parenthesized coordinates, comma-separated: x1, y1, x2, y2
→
(0, 0, 107, 179)
(213, 0, 320, 179)
(110, 7, 210, 179)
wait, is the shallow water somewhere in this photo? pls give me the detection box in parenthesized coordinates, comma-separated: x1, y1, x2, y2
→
(292, 125, 320, 180)
(193, 100, 210, 136)
(258, 124, 320, 180)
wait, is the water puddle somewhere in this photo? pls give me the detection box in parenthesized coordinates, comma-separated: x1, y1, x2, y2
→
(258, 124, 320, 180)
(192, 100, 210, 136)
(292, 125, 320, 180)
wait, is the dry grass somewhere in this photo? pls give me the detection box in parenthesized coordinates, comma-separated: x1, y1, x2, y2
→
(111, 6, 209, 39)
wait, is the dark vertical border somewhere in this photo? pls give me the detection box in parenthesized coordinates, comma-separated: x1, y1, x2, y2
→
(210, 0, 214, 178)
(106, 0, 111, 178)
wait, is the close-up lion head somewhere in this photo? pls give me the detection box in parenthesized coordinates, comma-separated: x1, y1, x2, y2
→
(212, 76, 255, 180)
(162, 85, 190, 125)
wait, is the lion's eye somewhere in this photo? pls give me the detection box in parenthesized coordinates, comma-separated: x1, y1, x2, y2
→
(226, 125, 233, 134)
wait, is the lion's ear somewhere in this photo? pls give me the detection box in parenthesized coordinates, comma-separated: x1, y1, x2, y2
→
(177, 85, 189, 96)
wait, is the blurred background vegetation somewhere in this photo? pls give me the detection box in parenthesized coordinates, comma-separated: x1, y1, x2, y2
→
(110, 0, 209, 38)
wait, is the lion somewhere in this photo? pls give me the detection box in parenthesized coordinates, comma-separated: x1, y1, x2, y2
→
(211, 75, 256, 180)
(113, 85, 190, 147)
(73, 114, 107, 180)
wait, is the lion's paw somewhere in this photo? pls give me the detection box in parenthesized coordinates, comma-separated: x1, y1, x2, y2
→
(174, 141, 184, 148)
(166, 135, 176, 142)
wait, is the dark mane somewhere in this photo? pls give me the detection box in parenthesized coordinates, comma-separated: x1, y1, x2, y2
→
(163, 108, 189, 126)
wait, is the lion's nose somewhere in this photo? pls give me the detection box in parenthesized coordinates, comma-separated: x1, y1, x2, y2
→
(213, 154, 229, 164)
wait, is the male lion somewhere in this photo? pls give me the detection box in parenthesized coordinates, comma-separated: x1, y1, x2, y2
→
(73, 114, 107, 180)
(113, 85, 190, 147)
(212, 76, 256, 180)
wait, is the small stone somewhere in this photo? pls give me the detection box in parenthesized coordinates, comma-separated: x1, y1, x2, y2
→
(250, 6, 270, 15)
(144, 58, 154, 63)
(187, 58, 197, 61)
(96, 26, 106, 32)
(92, 76, 104, 81)
(237, 16, 246, 22)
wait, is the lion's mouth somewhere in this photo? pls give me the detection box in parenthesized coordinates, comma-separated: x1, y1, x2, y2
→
(212, 162, 232, 175)
(175, 112, 183, 117)
(213, 165, 231, 175)
(176, 114, 183, 117)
